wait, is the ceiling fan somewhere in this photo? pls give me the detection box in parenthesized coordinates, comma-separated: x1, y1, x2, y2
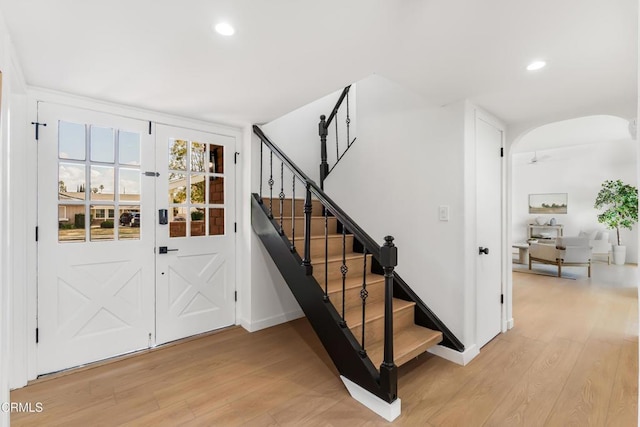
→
(528, 151, 550, 164)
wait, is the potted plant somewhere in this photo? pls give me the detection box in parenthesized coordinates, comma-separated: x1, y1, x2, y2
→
(594, 179, 638, 265)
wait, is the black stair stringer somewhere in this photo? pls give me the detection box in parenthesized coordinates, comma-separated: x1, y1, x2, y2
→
(251, 194, 395, 403)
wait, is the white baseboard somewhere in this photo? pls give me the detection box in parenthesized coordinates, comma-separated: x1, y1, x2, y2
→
(428, 344, 479, 366)
(507, 318, 514, 329)
(340, 376, 401, 422)
(244, 309, 305, 332)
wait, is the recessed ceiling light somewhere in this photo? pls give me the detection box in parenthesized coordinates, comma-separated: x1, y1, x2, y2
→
(526, 61, 546, 71)
(214, 22, 235, 36)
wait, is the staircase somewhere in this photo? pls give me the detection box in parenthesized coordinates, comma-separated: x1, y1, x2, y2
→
(266, 196, 443, 368)
(252, 124, 464, 414)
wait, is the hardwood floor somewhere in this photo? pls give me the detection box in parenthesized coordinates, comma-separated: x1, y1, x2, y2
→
(11, 266, 638, 426)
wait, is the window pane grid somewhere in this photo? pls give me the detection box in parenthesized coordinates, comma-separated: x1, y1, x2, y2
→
(58, 121, 141, 242)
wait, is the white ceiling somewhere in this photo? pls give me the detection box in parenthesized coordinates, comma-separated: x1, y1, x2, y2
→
(0, 0, 637, 128)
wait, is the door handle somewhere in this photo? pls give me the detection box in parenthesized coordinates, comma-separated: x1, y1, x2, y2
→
(158, 246, 179, 254)
(479, 247, 489, 255)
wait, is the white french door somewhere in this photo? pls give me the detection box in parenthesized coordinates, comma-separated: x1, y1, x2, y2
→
(37, 103, 156, 374)
(154, 124, 236, 345)
(37, 104, 236, 374)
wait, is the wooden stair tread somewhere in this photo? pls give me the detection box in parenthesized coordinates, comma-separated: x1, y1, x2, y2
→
(325, 274, 385, 294)
(343, 298, 414, 329)
(311, 252, 367, 264)
(294, 234, 345, 241)
(366, 325, 443, 368)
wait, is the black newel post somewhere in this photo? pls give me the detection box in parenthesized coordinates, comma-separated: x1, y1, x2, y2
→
(302, 183, 313, 275)
(379, 235, 398, 401)
(319, 115, 328, 190)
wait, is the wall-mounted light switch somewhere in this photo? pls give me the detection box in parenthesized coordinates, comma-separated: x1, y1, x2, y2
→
(439, 205, 449, 221)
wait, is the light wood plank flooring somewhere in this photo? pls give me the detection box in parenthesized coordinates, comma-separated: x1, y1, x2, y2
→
(11, 266, 638, 426)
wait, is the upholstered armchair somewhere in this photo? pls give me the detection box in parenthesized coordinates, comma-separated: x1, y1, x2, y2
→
(529, 237, 592, 278)
(579, 230, 612, 264)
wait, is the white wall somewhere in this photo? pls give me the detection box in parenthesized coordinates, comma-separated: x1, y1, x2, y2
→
(324, 75, 472, 344)
(0, 11, 29, 426)
(512, 141, 638, 263)
(245, 133, 303, 331)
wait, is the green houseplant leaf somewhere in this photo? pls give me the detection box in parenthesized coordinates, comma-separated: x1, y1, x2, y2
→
(594, 179, 638, 245)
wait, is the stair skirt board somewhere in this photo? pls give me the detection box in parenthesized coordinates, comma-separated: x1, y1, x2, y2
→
(341, 375, 402, 422)
(428, 343, 479, 366)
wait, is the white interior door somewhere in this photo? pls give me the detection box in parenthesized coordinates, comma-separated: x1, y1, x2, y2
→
(476, 116, 503, 348)
(155, 124, 236, 345)
(37, 103, 155, 374)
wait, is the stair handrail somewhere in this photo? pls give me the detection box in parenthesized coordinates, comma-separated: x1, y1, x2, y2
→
(254, 124, 381, 260)
(319, 85, 355, 189)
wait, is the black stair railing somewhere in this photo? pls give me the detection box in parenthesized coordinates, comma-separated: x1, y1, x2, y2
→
(254, 124, 398, 403)
(319, 85, 356, 189)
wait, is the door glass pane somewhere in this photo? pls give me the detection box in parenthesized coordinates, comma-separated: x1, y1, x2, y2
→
(209, 144, 224, 174)
(191, 142, 206, 172)
(90, 205, 115, 241)
(209, 176, 224, 204)
(169, 139, 187, 171)
(119, 131, 140, 166)
(170, 207, 187, 238)
(59, 163, 86, 200)
(59, 121, 85, 160)
(209, 208, 224, 236)
(190, 174, 206, 204)
(190, 207, 205, 237)
(90, 166, 115, 201)
(169, 173, 187, 204)
(119, 206, 140, 240)
(90, 126, 115, 163)
(119, 168, 141, 202)
(59, 204, 86, 242)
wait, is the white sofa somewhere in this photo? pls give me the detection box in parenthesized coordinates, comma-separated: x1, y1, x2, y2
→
(529, 237, 592, 278)
(579, 230, 612, 264)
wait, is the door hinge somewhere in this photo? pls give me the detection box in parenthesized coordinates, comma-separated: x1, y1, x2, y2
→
(500, 147, 504, 157)
(148, 121, 152, 135)
(36, 328, 39, 343)
(500, 294, 504, 304)
(234, 152, 240, 164)
(35, 226, 38, 242)
(31, 122, 47, 141)
(234, 222, 237, 233)
(234, 291, 237, 302)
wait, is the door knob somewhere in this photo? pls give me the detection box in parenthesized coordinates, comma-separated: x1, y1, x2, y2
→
(479, 247, 489, 255)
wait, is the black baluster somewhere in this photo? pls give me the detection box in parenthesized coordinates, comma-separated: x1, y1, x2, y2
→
(279, 162, 284, 235)
(268, 151, 274, 218)
(335, 118, 339, 166)
(359, 249, 368, 358)
(319, 115, 328, 190)
(339, 225, 347, 328)
(379, 236, 398, 402)
(301, 184, 313, 275)
(259, 141, 263, 203)
(291, 176, 296, 252)
(323, 206, 329, 302)
(346, 92, 351, 148)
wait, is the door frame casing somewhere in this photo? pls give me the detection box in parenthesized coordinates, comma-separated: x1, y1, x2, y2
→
(13, 88, 243, 387)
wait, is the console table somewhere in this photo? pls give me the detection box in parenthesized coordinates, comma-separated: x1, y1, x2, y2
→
(527, 224, 563, 241)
